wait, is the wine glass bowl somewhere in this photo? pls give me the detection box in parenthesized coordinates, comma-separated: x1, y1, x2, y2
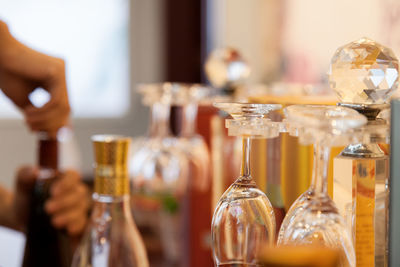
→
(279, 194, 354, 266)
(211, 102, 281, 266)
(131, 137, 189, 196)
(132, 83, 213, 195)
(212, 181, 276, 266)
(278, 105, 367, 267)
(131, 82, 214, 265)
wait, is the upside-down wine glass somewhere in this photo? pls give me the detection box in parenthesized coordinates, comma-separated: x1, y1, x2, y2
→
(130, 83, 190, 266)
(211, 103, 281, 266)
(131, 82, 212, 266)
(277, 105, 367, 267)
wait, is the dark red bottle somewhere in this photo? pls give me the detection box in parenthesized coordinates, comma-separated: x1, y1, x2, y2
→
(22, 133, 71, 267)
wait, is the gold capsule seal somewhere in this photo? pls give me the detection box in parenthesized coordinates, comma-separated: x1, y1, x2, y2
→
(92, 135, 131, 196)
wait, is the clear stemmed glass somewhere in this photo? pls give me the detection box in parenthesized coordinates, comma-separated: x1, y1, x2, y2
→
(130, 83, 190, 265)
(130, 83, 213, 266)
(277, 105, 367, 267)
(211, 103, 281, 266)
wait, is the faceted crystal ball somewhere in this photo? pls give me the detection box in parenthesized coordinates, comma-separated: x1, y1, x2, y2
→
(204, 47, 250, 88)
(329, 37, 399, 104)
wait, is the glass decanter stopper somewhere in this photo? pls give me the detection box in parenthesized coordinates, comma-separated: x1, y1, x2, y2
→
(278, 105, 367, 267)
(329, 37, 399, 267)
(205, 48, 250, 91)
(329, 37, 398, 105)
(211, 102, 281, 267)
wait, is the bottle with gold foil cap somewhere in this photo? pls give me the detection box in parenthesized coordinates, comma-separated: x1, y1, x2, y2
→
(72, 135, 149, 267)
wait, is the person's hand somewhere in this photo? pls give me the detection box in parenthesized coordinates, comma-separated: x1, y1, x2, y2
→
(0, 21, 70, 135)
(44, 169, 90, 235)
(14, 166, 90, 236)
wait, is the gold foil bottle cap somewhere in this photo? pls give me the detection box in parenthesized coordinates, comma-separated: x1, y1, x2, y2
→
(92, 135, 131, 196)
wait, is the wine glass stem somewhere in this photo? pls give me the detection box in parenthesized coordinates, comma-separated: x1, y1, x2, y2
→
(310, 142, 330, 195)
(181, 103, 198, 137)
(240, 137, 251, 178)
(149, 102, 170, 137)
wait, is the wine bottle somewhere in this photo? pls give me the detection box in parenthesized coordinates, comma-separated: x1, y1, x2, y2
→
(72, 135, 149, 267)
(23, 132, 72, 267)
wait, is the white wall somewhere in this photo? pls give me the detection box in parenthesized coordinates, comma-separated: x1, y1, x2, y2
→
(207, 0, 282, 83)
(208, 0, 400, 84)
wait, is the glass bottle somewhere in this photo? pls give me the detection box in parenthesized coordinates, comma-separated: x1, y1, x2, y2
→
(72, 135, 149, 267)
(329, 37, 399, 267)
(23, 132, 72, 267)
(211, 103, 280, 266)
(278, 105, 366, 267)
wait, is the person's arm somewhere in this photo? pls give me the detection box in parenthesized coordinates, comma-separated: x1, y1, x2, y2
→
(0, 20, 70, 135)
(0, 22, 89, 238)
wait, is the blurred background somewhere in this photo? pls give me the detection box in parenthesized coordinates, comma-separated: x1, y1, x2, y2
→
(0, 0, 400, 265)
(0, 0, 399, 187)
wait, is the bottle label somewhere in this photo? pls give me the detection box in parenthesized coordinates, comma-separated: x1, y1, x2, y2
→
(95, 164, 129, 196)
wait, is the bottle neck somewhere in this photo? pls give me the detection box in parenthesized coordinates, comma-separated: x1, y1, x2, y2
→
(38, 135, 58, 170)
(36, 134, 59, 180)
(91, 194, 132, 220)
(310, 142, 330, 195)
